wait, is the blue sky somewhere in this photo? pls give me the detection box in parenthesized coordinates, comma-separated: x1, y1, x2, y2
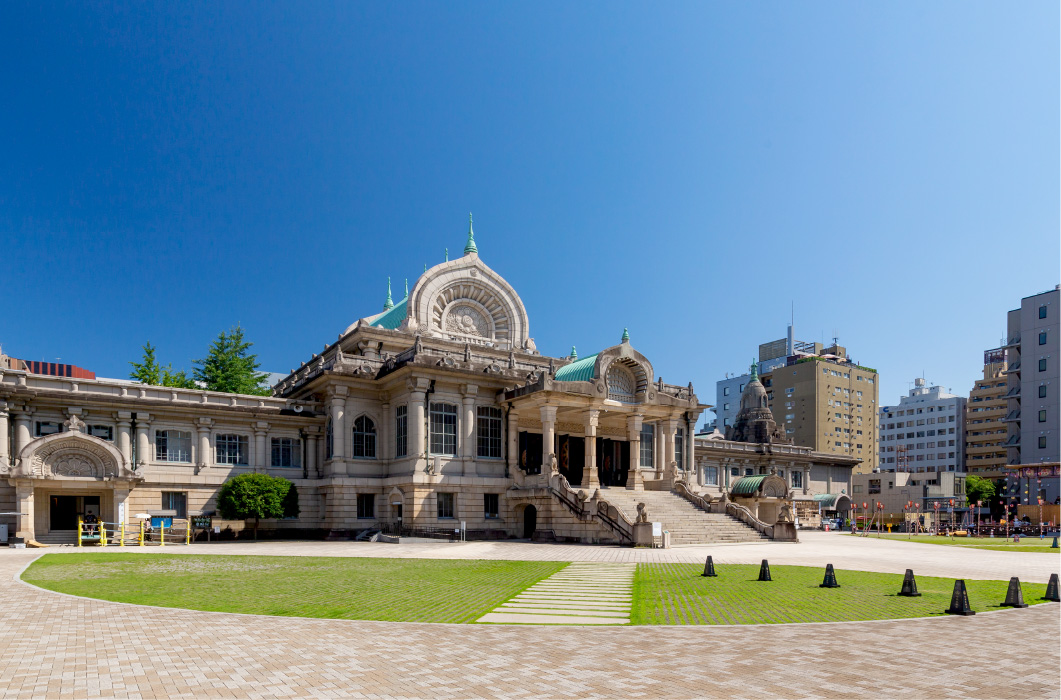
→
(1, 2, 1057, 414)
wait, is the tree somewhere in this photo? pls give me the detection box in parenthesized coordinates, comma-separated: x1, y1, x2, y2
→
(193, 325, 271, 395)
(216, 473, 295, 540)
(129, 342, 161, 385)
(965, 474, 996, 506)
(130, 342, 199, 388)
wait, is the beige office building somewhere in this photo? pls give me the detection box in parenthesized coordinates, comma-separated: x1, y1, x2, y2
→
(761, 348, 879, 474)
(964, 347, 1009, 478)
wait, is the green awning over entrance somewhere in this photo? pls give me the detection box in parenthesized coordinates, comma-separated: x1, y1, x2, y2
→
(730, 475, 767, 497)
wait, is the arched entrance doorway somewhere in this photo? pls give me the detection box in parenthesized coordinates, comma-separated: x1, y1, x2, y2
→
(523, 504, 537, 538)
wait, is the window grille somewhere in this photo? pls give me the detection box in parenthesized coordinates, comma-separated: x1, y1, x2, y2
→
(476, 406, 503, 459)
(156, 430, 191, 463)
(430, 403, 458, 455)
(607, 365, 635, 402)
(271, 437, 301, 468)
(639, 423, 654, 467)
(395, 405, 408, 457)
(216, 434, 248, 465)
(351, 416, 377, 459)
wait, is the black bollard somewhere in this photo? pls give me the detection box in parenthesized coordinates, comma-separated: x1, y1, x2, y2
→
(820, 563, 840, 588)
(1043, 573, 1060, 602)
(944, 579, 976, 615)
(898, 569, 921, 597)
(757, 559, 772, 582)
(1001, 577, 1028, 608)
(702, 555, 717, 577)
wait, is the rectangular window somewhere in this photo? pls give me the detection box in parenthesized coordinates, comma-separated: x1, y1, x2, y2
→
(429, 403, 458, 455)
(356, 493, 375, 519)
(35, 421, 62, 437)
(436, 492, 455, 519)
(723, 387, 730, 396)
(1039, 410, 1047, 423)
(216, 434, 249, 465)
(1040, 385, 1048, 398)
(271, 437, 301, 468)
(88, 425, 114, 441)
(639, 423, 654, 467)
(325, 420, 333, 459)
(791, 470, 803, 488)
(155, 430, 192, 463)
(1039, 436, 1048, 449)
(1039, 359, 1047, 372)
(484, 493, 499, 519)
(675, 428, 685, 470)
(395, 405, 408, 457)
(703, 466, 718, 486)
(161, 491, 187, 519)
(731, 467, 740, 477)
(476, 406, 503, 459)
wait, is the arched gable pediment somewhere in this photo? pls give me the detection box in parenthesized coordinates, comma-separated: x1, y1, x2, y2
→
(405, 255, 530, 351)
(594, 344, 653, 402)
(11, 431, 136, 481)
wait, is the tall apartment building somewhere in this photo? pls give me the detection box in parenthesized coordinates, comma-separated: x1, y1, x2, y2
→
(879, 378, 965, 473)
(964, 347, 1009, 477)
(715, 326, 879, 472)
(764, 353, 879, 473)
(1003, 285, 1060, 465)
(714, 325, 822, 432)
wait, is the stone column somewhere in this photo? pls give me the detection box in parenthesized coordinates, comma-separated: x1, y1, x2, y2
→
(540, 404, 557, 483)
(663, 418, 677, 472)
(0, 401, 9, 468)
(14, 480, 34, 540)
(306, 428, 319, 477)
(329, 388, 348, 475)
(13, 408, 32, 456)
(626, 414, 644, 490)
(506, 409, 519, 475)
(134, 413, 151, 469)
(196, 418, 213, 470)
(584, 409, 600, 490)
(116, 411, 133, 465)
(254, 421, 269, 472)
(408, 380, 428, 470)
(461, 385, 478, 476)
(803, 464, 811, 495)
(826, 467, 834, 494)
(380, 402, 391, 462)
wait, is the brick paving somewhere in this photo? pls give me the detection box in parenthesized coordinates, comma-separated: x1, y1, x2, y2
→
(1, 535, 1059, 698)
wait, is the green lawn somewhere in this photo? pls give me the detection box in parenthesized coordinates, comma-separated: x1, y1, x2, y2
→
(632, 563, 1052, 625)
(846, 533, 1059, 553)
(23, 553, 564, 623)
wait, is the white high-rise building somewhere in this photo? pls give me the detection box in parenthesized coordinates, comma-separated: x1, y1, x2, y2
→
(878, 378, 966, 473)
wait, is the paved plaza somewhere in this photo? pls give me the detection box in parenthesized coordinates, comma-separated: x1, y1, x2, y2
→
(2, 533, 1059, 698)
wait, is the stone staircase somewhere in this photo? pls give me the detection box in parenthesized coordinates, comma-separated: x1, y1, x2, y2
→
(599, 489, 768, 545)
(33, 530, 79, 546)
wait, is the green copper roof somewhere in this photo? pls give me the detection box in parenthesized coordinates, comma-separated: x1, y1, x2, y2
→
(369, 295, 408, 330)
(554, 353, 598, 382)
(730, 475, 767, 497)
(750, 359, 759, 381)
(812, 493, 849, 508)
(383, 277, 394, 311)
(464, 212, 478, 255)
(621, 327, 629, 343)
(570, 345, 577, 360)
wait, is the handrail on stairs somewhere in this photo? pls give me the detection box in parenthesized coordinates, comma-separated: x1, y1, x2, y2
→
(548, 473, 634, 543)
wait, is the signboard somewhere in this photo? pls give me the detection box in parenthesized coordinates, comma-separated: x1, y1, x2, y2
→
(652, 522, 662, 537)
(192, 516, 212, 529)
(118, 502, 126, 525)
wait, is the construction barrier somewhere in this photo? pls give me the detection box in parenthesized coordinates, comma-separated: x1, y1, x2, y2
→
(78, 518, 194, 547)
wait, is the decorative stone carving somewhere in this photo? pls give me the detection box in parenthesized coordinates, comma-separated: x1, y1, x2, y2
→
(636, 502, 648, 523)
(63, 414, 85, 433)
(524, 337, 536, 353)
(777, 502, 794, 523)
(446, 305, 490, 338)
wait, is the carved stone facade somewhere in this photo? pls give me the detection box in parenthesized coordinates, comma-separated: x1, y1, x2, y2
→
(0, 227, 704, 543)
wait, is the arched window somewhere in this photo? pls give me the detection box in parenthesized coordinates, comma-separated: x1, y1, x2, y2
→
(607, 365, 635, 403)
(351, 416, 377, 459)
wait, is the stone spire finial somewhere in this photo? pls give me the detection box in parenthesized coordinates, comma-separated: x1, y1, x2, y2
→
(464, 212, 478, 255)
(383, 277, 394, 311)
(750, 359, 759, 381)
(621, 328, 630, 343)
(570, 345, 578, 360)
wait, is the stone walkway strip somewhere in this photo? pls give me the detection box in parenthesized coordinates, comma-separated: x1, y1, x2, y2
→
(477, 562, 636, 625)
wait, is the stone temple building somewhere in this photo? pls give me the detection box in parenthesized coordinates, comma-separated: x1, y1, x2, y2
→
(0, 220, 855, 544)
